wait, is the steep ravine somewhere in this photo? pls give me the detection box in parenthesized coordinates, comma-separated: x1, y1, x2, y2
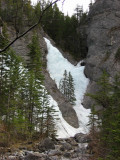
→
(8, 26, 79, 128)
(45, 38, 90, 136)
(83, 0, 120, 109)
(4, 28, 91, 160)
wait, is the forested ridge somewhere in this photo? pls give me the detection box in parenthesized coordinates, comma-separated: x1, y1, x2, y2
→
(0, 0, 88, 60)
(41, 2, 88, 60)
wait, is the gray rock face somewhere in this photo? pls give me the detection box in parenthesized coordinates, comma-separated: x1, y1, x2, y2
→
(8, 27, 47, 64)
(83, 0, 120, 108)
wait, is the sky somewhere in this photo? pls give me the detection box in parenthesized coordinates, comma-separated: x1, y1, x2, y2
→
(31, 0, 94, 16)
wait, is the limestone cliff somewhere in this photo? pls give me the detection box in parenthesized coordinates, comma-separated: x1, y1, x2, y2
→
(83, 0, 120, 109)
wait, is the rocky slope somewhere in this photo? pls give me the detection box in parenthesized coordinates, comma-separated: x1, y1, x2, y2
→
(2, 133, 91, 160)
(8, 26, 79, 128)
(83, 0, 120, 109)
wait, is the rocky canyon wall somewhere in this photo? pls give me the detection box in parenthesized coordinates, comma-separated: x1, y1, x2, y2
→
(83, 0, 120, 109)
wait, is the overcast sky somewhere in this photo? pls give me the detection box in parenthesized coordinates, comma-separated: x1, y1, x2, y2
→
(31, 0, 94, 16)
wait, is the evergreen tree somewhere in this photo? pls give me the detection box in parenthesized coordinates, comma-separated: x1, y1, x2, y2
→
(0, 28, 58, 143)
(68, 72, 76, 105)
(59, 70, 68, 97)
(26, 32, 57, 138)
(63, 70, 68, 96)
(0, 0, 88, 61)
(0, 23, 15, 121)
(89, 0, 93, 11)
(59, 70, 76, 105)
(87, 72, 120, 160)
(27, 32, 44, 81)
(74, 5, 83, 24)
(87, 106, 101, 157)
(42, 89, 57, 138)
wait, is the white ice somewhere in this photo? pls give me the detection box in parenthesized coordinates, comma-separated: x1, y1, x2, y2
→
(44, 38, 91, 138)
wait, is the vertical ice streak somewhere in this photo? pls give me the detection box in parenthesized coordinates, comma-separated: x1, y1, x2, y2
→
(44, 37, 90, 138)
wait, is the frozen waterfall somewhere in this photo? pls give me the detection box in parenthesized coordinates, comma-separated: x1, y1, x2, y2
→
(44, 38, 91, 138)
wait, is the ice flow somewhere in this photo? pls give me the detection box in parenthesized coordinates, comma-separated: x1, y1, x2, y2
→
(44, 38, 90, 138)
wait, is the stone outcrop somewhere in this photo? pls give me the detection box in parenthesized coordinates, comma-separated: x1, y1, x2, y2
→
(8, 26, 47, 64)
(83, 0, 120, 109)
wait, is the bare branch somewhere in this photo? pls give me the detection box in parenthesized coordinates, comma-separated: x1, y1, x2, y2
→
(61, 0, 65, 11)
(0, 0, 60, 53)
(62, 0, 65, 5)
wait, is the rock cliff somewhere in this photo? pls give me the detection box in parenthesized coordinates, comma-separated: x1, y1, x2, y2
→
(83, 0, 120, 109)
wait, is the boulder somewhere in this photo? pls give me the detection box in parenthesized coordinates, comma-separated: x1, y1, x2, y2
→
(38, 138, 55, 152)
(24, 152, 46, 160)
(7, 156, 16, 160)
(48, 150, 62, 156)
(66, 138, 78, 147)
(74, 133, 90, 143)
(60, 142, 72, 151)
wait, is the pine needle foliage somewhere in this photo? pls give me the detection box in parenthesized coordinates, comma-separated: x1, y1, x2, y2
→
(0, 29, 58, 146)
(87, 72, 120, 160)
(59, 70, 76, 105)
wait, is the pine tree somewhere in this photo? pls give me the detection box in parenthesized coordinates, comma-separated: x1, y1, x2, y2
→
(42, 89, 57, 138)
(87, 72, 120, 160)
(0, 1, 61, 144)
(74, 5, 83, 24)
(27, 32, 44, 81)
(26, 32, 57, 139)
(0, 23, 10, 118)
(59, 70, 76, 105)
(87, 106, 101, 158)
(59, 70, 68, 98)
(68, 72, 76, 105)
